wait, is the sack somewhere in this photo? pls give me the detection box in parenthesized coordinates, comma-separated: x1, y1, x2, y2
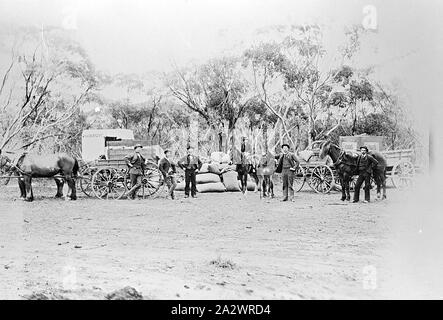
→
(196, 173, 221, 184)
(238, 179, 256, 191)
(197, 182, 226, 193)
(208, 163, 221, 175)
(175, 181, 185, 191)
(198, 163, 210, 174)
(222, 171, 241, 192)
(221, 153, 231, 163)
(220, 164, 235, 174)
(210, 152, 224, 163)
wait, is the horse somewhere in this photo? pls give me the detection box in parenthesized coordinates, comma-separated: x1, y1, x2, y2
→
(252, 152, 276, 199)
(319, 141, 387, 201)
(0, 151, 79, 202)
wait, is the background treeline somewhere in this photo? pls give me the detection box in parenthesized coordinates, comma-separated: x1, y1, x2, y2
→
(0, 24, 420, 160)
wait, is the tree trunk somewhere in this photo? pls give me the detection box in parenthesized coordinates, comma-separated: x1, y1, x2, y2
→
(263, 123, 268, 154)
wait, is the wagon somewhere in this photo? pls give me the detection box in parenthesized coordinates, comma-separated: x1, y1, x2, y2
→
(381, 149, 415, 188)
(78, 129, 165, 200)
(292, 140, 337, 194)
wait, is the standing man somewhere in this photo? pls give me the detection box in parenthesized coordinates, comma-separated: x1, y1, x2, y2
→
(159, 150, 177, 200)
(124, 143, 146, 200)
(275, 143, 299, 202)
(353, 146, 379, 203)
(178, 146, 202, 198)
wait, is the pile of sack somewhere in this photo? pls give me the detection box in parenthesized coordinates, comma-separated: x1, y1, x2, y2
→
(175, 151, 258, 194)
(175, 152, 230, 193)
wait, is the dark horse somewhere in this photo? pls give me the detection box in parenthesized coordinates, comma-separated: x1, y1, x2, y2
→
(0, 151, 79, 202)
(319, 141, 387, 201)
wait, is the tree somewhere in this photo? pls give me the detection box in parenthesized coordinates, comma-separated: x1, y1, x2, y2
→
(168, 57, 251, 151)
(0, 27, 96, 153)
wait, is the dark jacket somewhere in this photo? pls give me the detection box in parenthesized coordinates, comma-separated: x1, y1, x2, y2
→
(275, 152, 299, 174)
(159, 157, 176, 178)
(356, 154, 378, 174)
(124, 152, 146, 175)
(178, 154, 202, 171)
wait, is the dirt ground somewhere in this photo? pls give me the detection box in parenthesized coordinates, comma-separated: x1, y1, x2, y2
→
(0, 176, 442, 300)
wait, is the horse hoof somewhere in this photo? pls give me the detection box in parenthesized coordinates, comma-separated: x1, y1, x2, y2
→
(24, 198, 33, 202)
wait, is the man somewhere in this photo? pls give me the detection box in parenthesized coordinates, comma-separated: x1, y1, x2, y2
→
(124, 144, 146, 199)
(275, 143, 299, 202)
(353, 146, 379, 203)
(178, 146, 202, 198)
(159, 150, 177, 200)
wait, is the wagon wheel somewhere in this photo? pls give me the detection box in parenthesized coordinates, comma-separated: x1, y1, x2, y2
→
(79, 166, 94, 197)
(308, 165, 334, 194)
(92, 167, 126, 200)
(124, 166, 165, 199)
(293, 166, 306, 192)
(391, 161, 415, 188)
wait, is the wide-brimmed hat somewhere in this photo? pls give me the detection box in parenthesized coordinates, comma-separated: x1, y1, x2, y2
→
(281, 143, 290, 149)
(134, 144, 143, 149)
(360, 146, 369, 152)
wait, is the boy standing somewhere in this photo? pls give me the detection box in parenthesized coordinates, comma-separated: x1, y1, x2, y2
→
(159, 150, 177, 200)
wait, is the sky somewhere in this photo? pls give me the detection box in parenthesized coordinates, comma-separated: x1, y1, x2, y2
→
(0, 0, 442, 132)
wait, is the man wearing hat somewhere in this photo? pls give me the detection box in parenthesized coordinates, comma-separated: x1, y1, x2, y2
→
(124, 144, 146, 199)
(178, 146, 202, 198)
(275, 143, 299, 202)
(353, 146, 379, 203)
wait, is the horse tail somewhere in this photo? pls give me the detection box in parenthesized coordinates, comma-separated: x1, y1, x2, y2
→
(73, 158, 79, 178)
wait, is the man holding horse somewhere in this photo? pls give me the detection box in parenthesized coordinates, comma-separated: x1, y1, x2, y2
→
(353, 146, 379, 203)
(276, 143, 299, 202)
(124, 143, 146, 200)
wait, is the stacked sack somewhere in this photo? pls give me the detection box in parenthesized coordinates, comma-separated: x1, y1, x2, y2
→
(175, 162, 227, 193)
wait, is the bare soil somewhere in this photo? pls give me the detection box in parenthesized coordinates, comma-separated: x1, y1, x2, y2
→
(0, 176, 442, 299)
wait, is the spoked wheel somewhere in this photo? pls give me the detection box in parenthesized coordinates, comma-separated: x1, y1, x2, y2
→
(308, 165, 335, 194)
(92, 167, 126, 200)
(293, 166, 306, 192)
(124, 167, 165, 199)
(391, 161, 415, 188)
(79, 166, 94, 197)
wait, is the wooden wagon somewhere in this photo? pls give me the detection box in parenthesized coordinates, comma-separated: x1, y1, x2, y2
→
(381, 149, 415, 188)
(292, 140, 337, 194)
(78, 130, 165, 200)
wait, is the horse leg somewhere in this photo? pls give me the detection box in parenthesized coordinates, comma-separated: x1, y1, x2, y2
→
(24, 175, 33, 202)
(382, 169, 387, 200)
(68, 176, 77, 200)
(258, 176, 263, 199)
(262, 178, 267, 198)
(373, 170, 381, 200)
(339, 175, 346, 201)
(54, 178, 64, 198)
(345, 175, 351, 201)
(18, 177, 26, 199)
(269, 177, 275, 198)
